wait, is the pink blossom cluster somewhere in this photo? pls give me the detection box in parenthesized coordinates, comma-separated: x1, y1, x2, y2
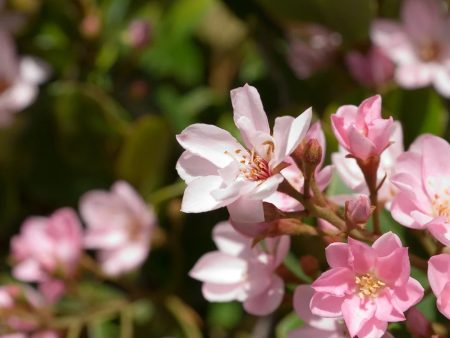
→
(177, 84, 450, 338)
(4, 181, 157, 336)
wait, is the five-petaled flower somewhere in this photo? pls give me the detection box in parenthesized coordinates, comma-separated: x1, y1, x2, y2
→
(176, 84, 312, 224)
(310, 232, 423, 338)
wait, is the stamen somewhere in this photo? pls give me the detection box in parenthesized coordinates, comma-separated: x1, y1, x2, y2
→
(355, 273, 385, 298)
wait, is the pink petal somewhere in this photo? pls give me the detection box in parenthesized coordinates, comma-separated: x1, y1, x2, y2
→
(391, 277, 424, 312)
(231, 84, 270, 140)
(427, 221, 450, 246)
(372, 232, 402, 256)
(227, 196, 264, 223)
(436, 282, 450, 319)
(176, 123, 245, 168)
(293, 285, 338, 331)
(243, 275, 284, 316)
(212, 221, 249, 257)
(99, 243, 149, 276)
(348, 237, 376, 274)
(347, 125, 376, 161)
(181, 176, 230, 213)
(189, 252, 246, 284)
(395, 63, 434, 89)
(374, 291, 405, 322)
(342, 296, 375, 338)
(312, 267, 355, 297)
(356, 317, 388, 338)
(326, 242, 350, 268)
(176, 151, 219, 183)
(421, 135, 450, 184)
(287, 327, 338, 338)
(433, 66, 450, 98)
(428, 253, 450, 296)
(202, 282, 244, 302)
(310, 292, 345, 318)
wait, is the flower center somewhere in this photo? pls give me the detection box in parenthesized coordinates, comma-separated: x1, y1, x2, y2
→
(355, 273, 385, 298)
(240, 150, 271, 181)
(432, 195, 450, 223)
(419, 41, 441, 62)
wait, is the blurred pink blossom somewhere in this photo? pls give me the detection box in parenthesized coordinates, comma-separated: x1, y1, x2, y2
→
(126, 19, 151, 49)
(391, 135, 450, 246)
(428, 253, 450, 319)
(11, 208, 82, 302)
(405, 307, 431, 337)
(0, 284, 54, 335)
(346, 47, 394, 88)
(371, 0, 450, 97)
(189, 221, 289, 316)
(310, 232, 423, 338)
(331, 95, 394, 161)
(0, 31, 49, 126)
(80, 181, 156, 276)
(289, 284, 394, 338)
(176, 84, 311, 224)
(287, 24, 341, 79)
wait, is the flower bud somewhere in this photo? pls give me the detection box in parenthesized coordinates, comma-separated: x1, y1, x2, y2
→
(345, 195, 373, 229)
(293, 138, 322, 170)
(406, 307, 431, 337)
(126, 19, 151, 49)
(300, 255, 320, 277)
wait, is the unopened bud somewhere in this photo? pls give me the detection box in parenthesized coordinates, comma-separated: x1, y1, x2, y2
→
(300, 255, 319, 277)
(406, 308, 431, 337)
(345, 195, 374, 229)
(293, 138, 322, 170)
(126, 20, 151, 49)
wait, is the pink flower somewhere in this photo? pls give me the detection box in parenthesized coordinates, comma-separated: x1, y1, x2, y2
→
(287, 24, 341, 79)
(289, 285, 395, 338)
(332, 121, 404, 208)
(345, 195, 373, 229)
(346, 47, 394, 88)
(80, 181, 156, 276)
(371, 0, 450, 97)
(176, 84, 312, 224)
(189, 221, 289, 316)
(0, 284, 49, 333)
(428, 253, 450, 319)
(11, 208, 82, 301)
(0, 31, 49, 126)
(390, 135, 450, 245)
(126, 20, 151, 49)
(405, 307, 431, 336)
(1, 332, 58, 338)
(331, 95, 394, 161)
(310, 232, 424, 338)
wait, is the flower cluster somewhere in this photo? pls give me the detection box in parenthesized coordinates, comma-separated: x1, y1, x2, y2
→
(177, 84, 450, 338)
(2, 181, 157, 337)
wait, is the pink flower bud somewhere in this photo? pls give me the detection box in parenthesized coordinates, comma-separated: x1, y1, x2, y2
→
(331, 95, 394, 161)
(127, 20, 151, 49)
(406, 307, 431, 337)
(346, 47, 394, 88)
(345, 195, 373, 228)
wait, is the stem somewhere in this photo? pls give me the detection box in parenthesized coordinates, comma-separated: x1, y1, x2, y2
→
(410, 253, 428, 272)
(120, 307, 134, 338)
(147, 181, 186, 205)
(357, 157, 381, 235)
(279, 181, 347, 231)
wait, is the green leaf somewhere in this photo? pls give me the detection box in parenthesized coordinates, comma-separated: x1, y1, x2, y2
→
(207, 302, 242, 330)
(276, 312, 303, 338)
(284, 252, 312, 283)
(116, 115, 172, 195)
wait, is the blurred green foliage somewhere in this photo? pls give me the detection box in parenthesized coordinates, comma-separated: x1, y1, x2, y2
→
(0, 0, 449, 336)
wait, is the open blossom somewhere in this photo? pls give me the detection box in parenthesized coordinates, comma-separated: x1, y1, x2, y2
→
(332, 121, 403, 208)
(232, 121, 332, 237)
(0, 31, 49, 126)
(310, 232, 423, 338)
(0, 284, 56, 337)
(391, 135, 450, 245)
(287, 24, 341, 79)
(346, 47, 394, 88)
(428, 254, 450, 319)
(331, 95, 394, 161)
(371, 0, 450, 97)
(189, 221, 289, 315)
(289, 285, 395, 338)
(176, 84, 312, 224)
(11, 208, 82, 301)
(80, 181, 156, 276)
